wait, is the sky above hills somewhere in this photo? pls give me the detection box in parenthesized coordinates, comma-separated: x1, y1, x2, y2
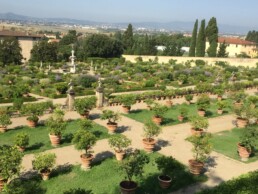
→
(1, 0, 258, 28)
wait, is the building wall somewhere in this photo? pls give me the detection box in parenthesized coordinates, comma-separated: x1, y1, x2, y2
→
(123, 55, 258, 68)
(18, 37, 37, 61)
(206, 42, 257, 58)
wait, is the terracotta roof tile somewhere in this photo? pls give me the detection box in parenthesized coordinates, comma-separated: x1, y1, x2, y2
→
(218, 37, 256, 45)
(0, 30, 43, 38)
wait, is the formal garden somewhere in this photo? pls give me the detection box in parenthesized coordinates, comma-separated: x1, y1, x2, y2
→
(0, 56, 257, 194)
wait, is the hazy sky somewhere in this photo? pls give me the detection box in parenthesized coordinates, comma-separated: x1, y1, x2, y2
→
(1, 0, 258, 27)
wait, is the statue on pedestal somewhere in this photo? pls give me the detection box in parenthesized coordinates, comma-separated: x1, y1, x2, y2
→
(66, 80, 75, 111)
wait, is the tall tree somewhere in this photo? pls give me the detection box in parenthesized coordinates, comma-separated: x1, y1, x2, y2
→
(196, 19, 206, 57)
(217, 41, 228, 58)
(206, 17, 219, 57)
(123, 24, 134, 54)
(189, 19, 198, 57)
(0, 37, 23, 66)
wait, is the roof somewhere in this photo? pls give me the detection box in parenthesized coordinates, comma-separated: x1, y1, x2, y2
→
(218, 37, 256, 45)
(0, 30, 43, 38)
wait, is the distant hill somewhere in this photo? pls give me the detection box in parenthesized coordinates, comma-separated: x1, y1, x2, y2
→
(0, 12, 254, 34)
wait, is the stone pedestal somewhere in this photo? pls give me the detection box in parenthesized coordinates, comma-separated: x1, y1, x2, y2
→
(96, 86, 104, 108)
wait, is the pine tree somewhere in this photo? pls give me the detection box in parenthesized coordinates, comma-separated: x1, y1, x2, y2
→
(206, 17, 219, 57)
(196, 19, 206, 57)
(189, 19, 198, 57)
(217, 41, 228, 58)
(123, 24, 134, 54)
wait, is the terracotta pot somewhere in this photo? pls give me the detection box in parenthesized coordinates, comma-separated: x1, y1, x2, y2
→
(217, 109, 223, 115)
(49, 134, 61, 147)
(197, 109, 206, 117)
(237, 143, 251, 161)
(0, 126, 7, 133)
(158, 175, 172, 189)
(178, 115, 184, 122)
(27, 120, 37, 128)
(18, 146, 26, 152)
(122, 106, 131, 114)
(80, 111, 90, 119)
(120, 180, 137, 194)
(142, 138, 156, 153)
(191, 128, 204, 136)
(80, 154, 93, 170)
(107, 122, 117, 134)
(115, 150, 125, 161)
(152, 116, 162, 125)
(188, 159, 204, 175)
(40, 169, 51, 181)
(236, 118, 248, 128)
(234, 102, 243, 108)
(165, 100, 173, 107)
(0, 177, 7, 192)
(217, 96, 222, 101)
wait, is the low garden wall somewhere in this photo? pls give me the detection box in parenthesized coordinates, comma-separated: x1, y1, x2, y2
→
(123, 55, 258, 67)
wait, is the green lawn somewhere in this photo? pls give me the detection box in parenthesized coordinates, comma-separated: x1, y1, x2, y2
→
(125, 99, 232, 126)
(0, 120, 109, 154)
(9, 153, 206, 194)
(211, 128, 258, 163)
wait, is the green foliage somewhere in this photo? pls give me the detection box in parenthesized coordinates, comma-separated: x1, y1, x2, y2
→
(233, 102, 255, 120)
(79, 119, 93, 130)
(0, 37, 23, 65)
(155, 156, 179, 175)
(45, 108, 66, 135)
(54, 82, 68, 94)
(196, 94, 211, 111)
(152, 103, 169, 118)
(185, 94, 193, 102)
(123, 24, 134, 54)
(21, 102, 51, 117)
(179, 107, 188, 116)
(12, 98, 24, 111)
(217, 41, 228, 58)
(100, 110, 121, 124)
(196, 19, 206, 57)
(188, 133, 212, 162)
(108, 134, 131, 153)
(206, 17, 219, 57)
(32, 153, 56, 172)
(14, 132, 29, 147)
(230, 91, 247, 103)
(197, 171, 258, 194)
(216, 101, 229, 110)
(120, 149, 149, 182)
(0, 114, 12, 127)
(72, 130, 97, 155)
(74, 97, 96, 115)
(0, 145, 22, 180)
(119, 94, 137, 107)
(190, 115, 209, 130)
(63, 188, 93, 194)
(189, 19, 198, 57)
(143, 120, 162, 140)
(76, 75, 97, 88)
(239, 127, 258, 151)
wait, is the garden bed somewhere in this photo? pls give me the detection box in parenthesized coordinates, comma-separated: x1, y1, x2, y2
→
(0, 120, 109, 154)
(211, 128, 258, 163)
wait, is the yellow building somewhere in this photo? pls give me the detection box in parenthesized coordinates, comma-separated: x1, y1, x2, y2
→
(206, 37, 257, 58)
(0, 30, 43, 62)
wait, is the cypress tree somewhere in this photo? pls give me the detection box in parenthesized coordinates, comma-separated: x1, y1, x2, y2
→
(123, 24, 134, 54)
(196, 19, 206, 57)
(217, 41, 228, 58)
(206, 17, 219, 57)
(189, 19, 198, 57)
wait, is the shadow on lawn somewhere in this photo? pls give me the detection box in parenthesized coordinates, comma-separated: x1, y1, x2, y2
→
(62, 133, 74, 144)
(162, 117, 176, 125)
(130, 109, 143, 114)
(51, 163, 73, 178)
(26, 142, 44, 151)
(93, 151, 114, 166)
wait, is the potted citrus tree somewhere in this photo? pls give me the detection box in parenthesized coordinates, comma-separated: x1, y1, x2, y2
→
(119, 149, 149, 194)
(108, 134, 131, 161)
(231, 91, 247, 108)
(196, 94, 210, 117)
(142, 120, 162, 153)
(188, 133, 212, 175)
(74, 96, 97, 118)
(45, 108, 67, 147)
(214, 88, 224, 101)
(152, 103, 168, 125)
(14, 132, 29, 152)
(32, 153, 56, 180)
(155, 156, 178, 189)
(0, 114, 12, 133)
(0, 145, 22, 192)
(237, 126, 258, 161)
(185, 94, 193, 105)
(119, 94, 136, 113)
(178, 106, 188, 122)
(233, 102, 255, 128)
(72, 130, 97, 170)
(216, 101, 229, 115)
(100, 110, 121, 133)
(189, 115, 209, 136)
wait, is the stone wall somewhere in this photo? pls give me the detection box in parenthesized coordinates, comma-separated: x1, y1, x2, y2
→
(122, 55, 258, 67)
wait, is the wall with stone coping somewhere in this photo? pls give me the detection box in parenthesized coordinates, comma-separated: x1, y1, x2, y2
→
(122, 55, 258, 67)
